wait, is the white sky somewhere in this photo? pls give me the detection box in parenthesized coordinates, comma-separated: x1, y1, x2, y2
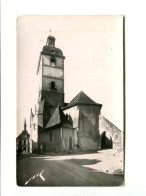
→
(17, 15, 123, 135)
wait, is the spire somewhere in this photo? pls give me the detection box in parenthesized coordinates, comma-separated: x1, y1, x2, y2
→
(24, 118, 27, 130)
(46, 27, 55, 47)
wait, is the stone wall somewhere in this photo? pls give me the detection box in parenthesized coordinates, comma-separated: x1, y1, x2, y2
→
(41, 90, 64, 106)
(42, 55, 64, 67)
(40, 128, 61, 153)
(61, 128, 75, 152)
(78, 105, 101, 151)
(42, 66, 63, 79)
(42, 77, 64, 92)
(64, 104, 101, 151)
(99, 115, 123, 149)
(39, 127, 75, 153)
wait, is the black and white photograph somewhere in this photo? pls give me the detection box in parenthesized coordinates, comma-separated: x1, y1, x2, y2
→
(16, 15, 124, 186)
(2, 0, 146, 195)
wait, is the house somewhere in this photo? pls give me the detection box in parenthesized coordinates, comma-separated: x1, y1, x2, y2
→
(17, 120, 30, 154)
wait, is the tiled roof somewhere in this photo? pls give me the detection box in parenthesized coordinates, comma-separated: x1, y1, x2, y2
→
(45, 106, 73, 129)
(45, 106, 61, 128)
(17, 130, 30, 139)
(64, 91, 102, 109)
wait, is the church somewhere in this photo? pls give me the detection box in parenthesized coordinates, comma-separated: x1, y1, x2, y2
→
(29, 35, 123, 154)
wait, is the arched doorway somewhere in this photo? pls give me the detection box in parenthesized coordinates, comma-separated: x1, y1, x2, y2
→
(101, 131, 113, 149)
(69, 136, 72, 150)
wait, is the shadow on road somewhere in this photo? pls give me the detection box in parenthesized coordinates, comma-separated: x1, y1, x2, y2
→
(63, 158, 101, 165)
(17, 156, 124, 187)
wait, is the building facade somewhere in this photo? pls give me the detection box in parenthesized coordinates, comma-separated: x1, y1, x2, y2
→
(17, 120, 30, 154)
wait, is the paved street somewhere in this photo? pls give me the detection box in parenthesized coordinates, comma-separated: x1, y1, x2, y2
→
(17, 149, 124, 186)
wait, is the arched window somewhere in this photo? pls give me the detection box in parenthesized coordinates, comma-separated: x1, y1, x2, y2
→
(50, 81, 57, 91)
(50, 57, 56, 66)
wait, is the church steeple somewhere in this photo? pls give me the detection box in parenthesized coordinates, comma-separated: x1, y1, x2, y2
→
(37, 34, 65, 108)
(24, 118, 27, 131)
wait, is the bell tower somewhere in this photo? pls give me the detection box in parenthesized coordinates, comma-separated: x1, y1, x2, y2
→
(37, 35, 65, 107)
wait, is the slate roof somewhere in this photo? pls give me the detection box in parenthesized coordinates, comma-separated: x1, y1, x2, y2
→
(45, 105, 73, 129)
(17, 130, 30, 139)
(64, 91, 102, 109)
(47, 35, 56, 40)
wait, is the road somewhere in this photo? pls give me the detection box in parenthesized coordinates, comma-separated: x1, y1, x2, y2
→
(17, 149, 124, 186)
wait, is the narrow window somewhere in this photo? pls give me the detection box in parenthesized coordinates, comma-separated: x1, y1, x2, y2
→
(50, 81, 57, 91)
(50, 132, 52, 142)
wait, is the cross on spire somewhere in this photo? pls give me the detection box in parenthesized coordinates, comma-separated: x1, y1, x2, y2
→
(49, 28, 52, 35)
(49, 25, 53, 36)
(24, 118, 27, 130)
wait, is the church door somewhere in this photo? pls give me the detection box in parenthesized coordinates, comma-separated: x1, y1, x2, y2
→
(69, 136, 72, 150)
